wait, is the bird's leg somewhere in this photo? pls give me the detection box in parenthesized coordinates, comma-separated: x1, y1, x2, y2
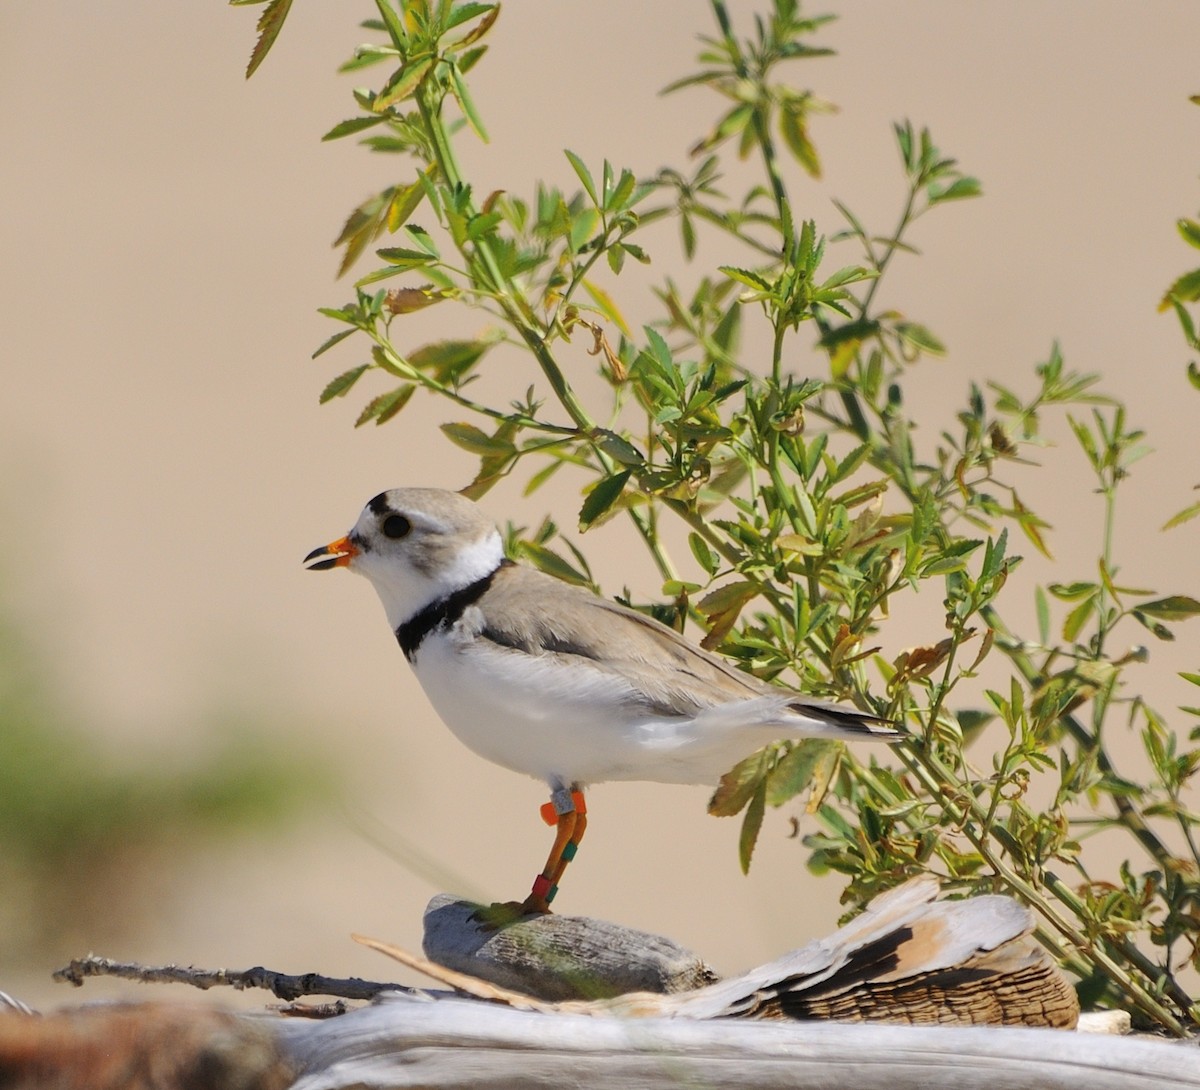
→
(470, 786, 587, 928)
(523, 786, 587, 914)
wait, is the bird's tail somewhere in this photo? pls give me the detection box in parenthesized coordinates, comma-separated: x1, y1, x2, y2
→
(787, 698, 902, 740)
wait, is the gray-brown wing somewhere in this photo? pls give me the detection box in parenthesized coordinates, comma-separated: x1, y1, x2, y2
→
(473, 564, 893, 735)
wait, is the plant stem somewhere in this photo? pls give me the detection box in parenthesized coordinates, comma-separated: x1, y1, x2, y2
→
(709, 0, 792, 246)
(859, 178, 919, 316)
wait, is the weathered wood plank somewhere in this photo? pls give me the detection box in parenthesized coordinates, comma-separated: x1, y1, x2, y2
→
(280, 992, 1200, 1090)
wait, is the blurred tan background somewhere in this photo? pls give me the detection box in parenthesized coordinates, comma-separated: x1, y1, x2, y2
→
(1, 3, 1198, 1009)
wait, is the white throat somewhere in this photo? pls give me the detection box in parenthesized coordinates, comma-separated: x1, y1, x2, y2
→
(363, 529, 504, 632)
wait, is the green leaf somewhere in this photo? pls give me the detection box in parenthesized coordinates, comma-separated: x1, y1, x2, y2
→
(1179, 310, 1200, 353)
(403, 222, 440, 256)
(242, 0, 294, 79)
(449, 62, 488, 141)
(319, 364, 370, 403)
(1178, 218, 1200, 251)
(1162, 500, 1200, 531)
(1136, 595, 1200, 621)
(696, 580, 758, 618)
(465, 211, 503, 242)
(375, 246, 436, 268)
(564, 149, 598, 206)
(894, 321, 946, 356)
(334, 189, 391, 277)
(693, 103, 754, 154)
(408, 337, 495, 382)
(1035, 585, 1051, 646)
(720, 266, 772, 292)
(371, 0, 407, 49)
(765, 739, 837, 807)
(444, 2, 493, 31)
(440, 422, 516, 456)
(921, 552, 977, 577)
(979, 527, 1008, 580)
(1067, 414, 1100, 470)
(374, 56, 433, 111)
(579, 470, 631, 529)
(642, 326, 673, 370)
(1163, 267, 1200, 305)
(457, 44, 489, 75)
(738, 780, 767, 874)
(779, 103, 820, 178)
(311, 327, 358, 359)
(688, 532, 719, 576)
(1062, 595, 1096, 642)
(593, 430, 644, 467)
(1048, 580, 1098, 601)
(606, 168, 638, 213)
(354, 264, 409, 286)
(354, 384, 414, 427)
(1132, 611, 1174, 641)
(928, 176, 982, 203)
(517, 541, 590, 586)
(321, 115, 386, 141)
(387, 170, 433, 232)
(819, 265, 878, 291)
(339, 47, 395, 74)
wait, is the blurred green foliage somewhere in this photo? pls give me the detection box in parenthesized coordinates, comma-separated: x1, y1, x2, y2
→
(0, 591, 331, 965)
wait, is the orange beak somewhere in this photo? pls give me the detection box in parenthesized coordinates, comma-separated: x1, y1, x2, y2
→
(303, 535, 359, 571)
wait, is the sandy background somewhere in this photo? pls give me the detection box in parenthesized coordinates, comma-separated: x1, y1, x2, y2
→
(2, 3, 1198, 1009)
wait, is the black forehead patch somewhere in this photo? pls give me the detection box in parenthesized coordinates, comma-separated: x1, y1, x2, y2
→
(368, 492, 393, 516)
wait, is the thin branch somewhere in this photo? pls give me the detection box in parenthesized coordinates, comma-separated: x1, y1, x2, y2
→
(52, 954, 412, 1004)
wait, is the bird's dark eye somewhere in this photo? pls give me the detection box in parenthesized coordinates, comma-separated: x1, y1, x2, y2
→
(382, 514, 411, 539)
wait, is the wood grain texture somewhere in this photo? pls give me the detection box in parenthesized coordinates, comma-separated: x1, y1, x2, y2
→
(278, 994, 1199, 1090)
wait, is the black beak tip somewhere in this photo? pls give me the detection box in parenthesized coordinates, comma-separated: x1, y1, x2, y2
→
(304, 545, 336, 570)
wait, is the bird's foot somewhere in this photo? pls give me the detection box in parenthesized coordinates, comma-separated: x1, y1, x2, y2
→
(469, 893, 552, 931)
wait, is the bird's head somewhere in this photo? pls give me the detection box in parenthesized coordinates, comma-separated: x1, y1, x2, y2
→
(304, 487, 504, 629)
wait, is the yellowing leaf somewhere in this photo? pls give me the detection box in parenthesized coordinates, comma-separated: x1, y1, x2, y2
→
(243, 0, 294, 79)
(581, 279, 632, 337)
(708, 748, 769, 817)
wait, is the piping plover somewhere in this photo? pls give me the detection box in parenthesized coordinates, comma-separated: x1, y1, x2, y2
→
(306, 487, 897, 915)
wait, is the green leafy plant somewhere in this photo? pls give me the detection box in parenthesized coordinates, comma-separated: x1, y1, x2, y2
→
(236, 0, 1200, 1033)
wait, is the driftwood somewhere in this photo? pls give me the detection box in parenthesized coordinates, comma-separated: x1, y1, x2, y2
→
(417, 876, 1080, 1027)
(2, 993, 1197, 1090)
(4, 878, 1196, 1089)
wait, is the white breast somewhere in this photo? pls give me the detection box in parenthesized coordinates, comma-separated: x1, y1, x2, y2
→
(408, 621, 806, 788)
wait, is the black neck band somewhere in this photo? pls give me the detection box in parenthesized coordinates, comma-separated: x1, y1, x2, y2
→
(395, 560, 510, 661)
